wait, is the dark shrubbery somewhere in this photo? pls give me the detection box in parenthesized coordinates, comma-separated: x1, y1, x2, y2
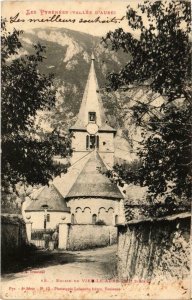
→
(31, 229, 55, 240)
(95, 220, 106, 225)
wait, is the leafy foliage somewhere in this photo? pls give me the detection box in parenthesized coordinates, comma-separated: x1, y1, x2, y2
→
(103, 0, 191, 202)
(31, 229, 54, 240)
(95, 220, 106, 225)
(1, 21, 72, 200)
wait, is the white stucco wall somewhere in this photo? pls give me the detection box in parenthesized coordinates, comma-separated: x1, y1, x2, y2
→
(71, 131, 115, 167)
(67, 197, 121, 225)
(58, 223, 69, 250)
(99, 132, 114, 152)
(25, 211, 71, 230)
(72, 131, 88, 152)
(72, 131, 114, 153)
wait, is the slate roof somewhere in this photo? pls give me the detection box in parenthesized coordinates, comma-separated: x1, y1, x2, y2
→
(25, 184, 70, 212)
(66, 151, 123, 199)
(53, 152, 92, 198)
(99, 123, 116, 132)
(70, 56, 115, 132)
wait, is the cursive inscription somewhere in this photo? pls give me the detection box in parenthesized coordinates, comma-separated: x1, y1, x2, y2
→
(10, 13, 125, 24)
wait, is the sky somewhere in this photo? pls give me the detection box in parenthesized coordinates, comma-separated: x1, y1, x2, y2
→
(2, 0, 140, 36)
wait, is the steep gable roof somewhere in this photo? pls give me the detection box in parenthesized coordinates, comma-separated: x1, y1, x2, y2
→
(66, 151, 123, 199)
(25, 184, 70, 212)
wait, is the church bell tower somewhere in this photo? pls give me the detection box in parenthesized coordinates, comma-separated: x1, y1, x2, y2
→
(69, 54, 116, 168)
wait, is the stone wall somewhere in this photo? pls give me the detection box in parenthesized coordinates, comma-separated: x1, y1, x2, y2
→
(67, 224, 117, 250)
(117, 213, 190, 282)
(1, 214, 28, 258)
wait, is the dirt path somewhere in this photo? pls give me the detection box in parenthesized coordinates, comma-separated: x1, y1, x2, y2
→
(1, 245, 120, 299)
(1, 245, 189, 299)
(2, 244, 117, 279)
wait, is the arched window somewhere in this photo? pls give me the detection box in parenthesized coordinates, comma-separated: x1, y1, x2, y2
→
(90, 135, 96, 149)
(47, 214, 50, 222)
(92, 214, 97, 224)
(86, 135, 89, 150)
(96, 136, 99, 149)
(71, 214, 75, 224)
(115, 215, 119, 225)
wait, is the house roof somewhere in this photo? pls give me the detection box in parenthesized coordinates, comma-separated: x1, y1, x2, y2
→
(25, 184, 70, 212)
(66, 151, 123, 199)
(70, 55, 115, 132)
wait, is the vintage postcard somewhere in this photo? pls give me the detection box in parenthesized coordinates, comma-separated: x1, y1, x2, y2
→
(1, 0, 191, 299)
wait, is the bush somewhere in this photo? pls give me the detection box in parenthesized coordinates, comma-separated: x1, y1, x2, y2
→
(31, 229, 54, 240)
(95, 220, 106, 225)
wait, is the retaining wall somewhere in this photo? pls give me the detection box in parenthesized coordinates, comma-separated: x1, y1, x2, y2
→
(1, 214, 28, 258)
(67, 224, 117, 250)
(117, 213, 190, 282)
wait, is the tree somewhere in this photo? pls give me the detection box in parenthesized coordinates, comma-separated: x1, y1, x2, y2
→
(103, 1, 191, 202)
(1, 20, 72, 200)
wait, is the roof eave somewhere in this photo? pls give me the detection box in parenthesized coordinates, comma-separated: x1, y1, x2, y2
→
(98, 129, 116, 133)
(65, 195, 122, 200)
(25, 208, 71, 213)
(69, 127, 86, 132)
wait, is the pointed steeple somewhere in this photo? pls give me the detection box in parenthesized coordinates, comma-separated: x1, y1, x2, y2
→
(70, 54, 115, 132)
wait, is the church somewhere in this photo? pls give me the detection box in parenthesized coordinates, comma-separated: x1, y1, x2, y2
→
(23, 54, 125, 238)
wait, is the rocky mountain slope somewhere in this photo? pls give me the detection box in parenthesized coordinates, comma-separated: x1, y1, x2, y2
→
(21, 28, 131, 131)
(21, 28, 163, 164)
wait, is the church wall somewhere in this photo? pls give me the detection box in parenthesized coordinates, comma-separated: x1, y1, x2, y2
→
(67, 198, 121, 225)
(71, 131, 115, 166)
(27, 211, 71, 230)
(98, 132, 114, 153)
(98, 131, 115, 167)
(72, 131, 88, 152)
(72, 131, 114, 153)
(71, 131, 90, 165)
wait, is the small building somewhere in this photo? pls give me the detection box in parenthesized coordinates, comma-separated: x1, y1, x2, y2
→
(25, 184, 70, 230)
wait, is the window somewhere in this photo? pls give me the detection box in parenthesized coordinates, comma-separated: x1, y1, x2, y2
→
(47, 214, 50, 222)
(86, 135, 98, 149)
(89, 112, 96, 122)
(90, 135, 96, 149)
(71, 214, 75, 224)
(92, 214, 97, 224)
(115, 215, 119, 225)
(86, 135, 89, 150)
(96, 136, 99, 149)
